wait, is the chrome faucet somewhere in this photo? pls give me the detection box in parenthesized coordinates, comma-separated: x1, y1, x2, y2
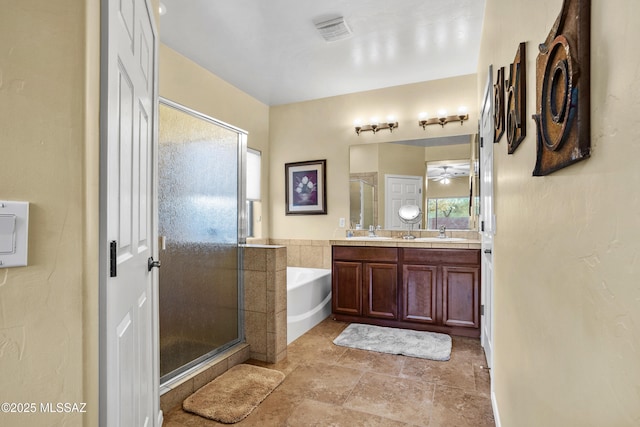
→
(438, 225, 447, 239)
(368, 225, 377, 237)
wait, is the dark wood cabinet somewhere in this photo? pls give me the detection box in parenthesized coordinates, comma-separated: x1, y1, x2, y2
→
(442, 265, 480, 329)
(402, 264, 437, 324)
(332, 261, 362, 316)
(332, 245, 480, 337)
(332, 246, 398, 321)
(364, 262, 398, 320)
(401, 248, 480, 336)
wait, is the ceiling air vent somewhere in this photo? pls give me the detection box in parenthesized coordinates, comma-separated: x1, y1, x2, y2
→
(314, 17, 352, 42)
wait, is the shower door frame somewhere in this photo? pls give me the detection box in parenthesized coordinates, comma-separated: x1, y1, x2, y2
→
(158, 98, 247, 386)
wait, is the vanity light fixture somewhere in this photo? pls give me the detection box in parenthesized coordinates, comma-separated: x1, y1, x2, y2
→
(354, 116, 399, 135)
(418, 107, 469, 130)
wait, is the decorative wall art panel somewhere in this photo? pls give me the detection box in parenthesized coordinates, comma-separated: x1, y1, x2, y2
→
(532, 0, 591, 176)
(506, 43, 527, 154)
(493, 66, 505, 143)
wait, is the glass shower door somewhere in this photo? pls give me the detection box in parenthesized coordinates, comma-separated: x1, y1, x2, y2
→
(158, 100, 245, 382)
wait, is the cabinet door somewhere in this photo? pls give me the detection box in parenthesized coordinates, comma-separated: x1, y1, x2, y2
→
(332, 261, 362, 316)
(364, 262, 398, 319)
(402, 264, 437, 324)
(442, 265, 480, 328)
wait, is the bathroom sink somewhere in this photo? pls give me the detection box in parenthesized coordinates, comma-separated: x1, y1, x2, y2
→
(412, 237, 468, 242)
(346, 236, 393, 240)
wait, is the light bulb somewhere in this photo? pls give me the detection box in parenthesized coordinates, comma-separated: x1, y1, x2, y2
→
(458, 106, 468, 115)
(418, 112, 428, 120)
(437, 109, 448, 119)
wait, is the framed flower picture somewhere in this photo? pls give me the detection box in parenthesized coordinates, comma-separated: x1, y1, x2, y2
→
(285, 159, 327, 215)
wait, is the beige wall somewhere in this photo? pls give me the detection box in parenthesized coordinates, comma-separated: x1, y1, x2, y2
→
(478, 0, 640, 425)
(159, 45, 271, 237)
(0, 1, 100, 426)
(269, 74, 478, 239)
(425, 142, 471, 162)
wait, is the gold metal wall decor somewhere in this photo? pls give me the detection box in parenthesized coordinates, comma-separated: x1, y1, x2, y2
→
(506, 43, 527, 154)
(532, 0, 590, 176)
(493, 67, 505, 143)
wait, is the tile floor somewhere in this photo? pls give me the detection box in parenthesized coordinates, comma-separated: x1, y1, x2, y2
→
(164, 318, 495, 426)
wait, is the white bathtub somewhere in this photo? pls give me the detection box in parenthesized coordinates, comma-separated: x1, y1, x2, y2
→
(287, 267, 332, 344)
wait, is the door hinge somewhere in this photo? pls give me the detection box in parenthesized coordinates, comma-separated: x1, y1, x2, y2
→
(481, 304, 485, 316)
(110, 240, 117, 277)
(480, 136, 484, 148)
(481, 220, 485, 232)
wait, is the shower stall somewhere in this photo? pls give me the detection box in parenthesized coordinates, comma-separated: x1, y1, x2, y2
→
(158, 99, 246, 384)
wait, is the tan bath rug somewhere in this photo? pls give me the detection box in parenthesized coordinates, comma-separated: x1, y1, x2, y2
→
(182, 363, 285, 424)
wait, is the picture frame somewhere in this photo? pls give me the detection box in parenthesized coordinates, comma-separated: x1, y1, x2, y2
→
(285, 159, 327, 215)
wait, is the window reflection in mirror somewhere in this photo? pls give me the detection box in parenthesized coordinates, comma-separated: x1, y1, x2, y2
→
(426, 159, 471, 230)
(349, 134, 479, 231)
(427, 197, 471, 229)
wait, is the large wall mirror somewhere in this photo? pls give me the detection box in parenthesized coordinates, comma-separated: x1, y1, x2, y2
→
(349, 134, 479, 231)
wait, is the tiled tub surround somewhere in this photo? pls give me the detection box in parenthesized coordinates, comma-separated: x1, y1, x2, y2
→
(270, 239, 333, 269)
(243, 244, 288, 363)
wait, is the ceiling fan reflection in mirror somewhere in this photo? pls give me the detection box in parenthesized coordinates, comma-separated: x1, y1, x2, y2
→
(427, 163, 470, 184)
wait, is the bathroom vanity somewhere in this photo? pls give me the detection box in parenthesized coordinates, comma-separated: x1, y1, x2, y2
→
(330, 238, 481, 338)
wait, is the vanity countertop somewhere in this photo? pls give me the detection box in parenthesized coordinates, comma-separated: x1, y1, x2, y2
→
(330, 237, 481, 249)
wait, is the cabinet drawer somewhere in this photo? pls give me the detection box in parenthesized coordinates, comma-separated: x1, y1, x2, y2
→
(402, 248, 480, 265)
(333, 246, 398, 263)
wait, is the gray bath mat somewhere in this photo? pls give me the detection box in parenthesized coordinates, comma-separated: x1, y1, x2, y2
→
(333, 323, 452, 361)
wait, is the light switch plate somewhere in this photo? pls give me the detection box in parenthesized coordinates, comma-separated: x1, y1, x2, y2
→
(0, 201, 29, 268)
(0, 214, 16, 253)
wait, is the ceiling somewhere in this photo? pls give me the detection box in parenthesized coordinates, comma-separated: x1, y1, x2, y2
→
(159, 0, 486, 106)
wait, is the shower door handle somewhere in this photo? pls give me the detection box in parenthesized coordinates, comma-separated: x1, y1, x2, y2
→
(148, 257, 161, 272)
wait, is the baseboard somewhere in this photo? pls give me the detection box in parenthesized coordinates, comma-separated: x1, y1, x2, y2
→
(157, 410, 164, 426)
(491, 390, 502, 427)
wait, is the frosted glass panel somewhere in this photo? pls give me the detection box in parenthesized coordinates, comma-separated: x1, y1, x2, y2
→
(158, 101, 241, 381)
